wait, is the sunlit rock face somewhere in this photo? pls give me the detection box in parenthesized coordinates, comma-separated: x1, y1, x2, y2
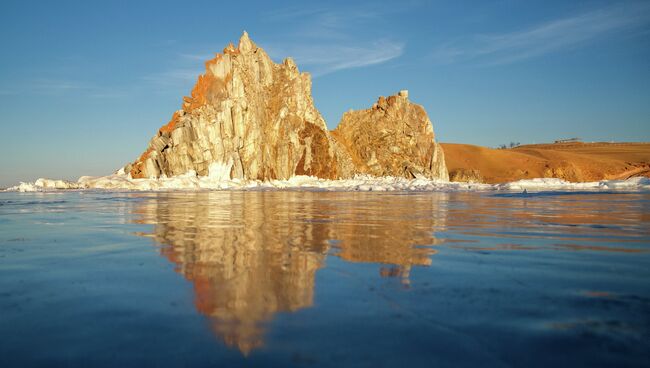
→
(127, 31, 341, 180)
(126, 33, 448, 181)
(333, 90, 449, 181)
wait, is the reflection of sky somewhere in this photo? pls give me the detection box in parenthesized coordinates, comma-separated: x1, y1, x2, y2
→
(132, 190, 650, 354)
(134, 191, 448, 353)
(1, 190, 649, 365)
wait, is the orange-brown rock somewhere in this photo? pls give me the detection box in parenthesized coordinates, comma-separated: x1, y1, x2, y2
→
(126, 33, 449, 181)
(127, 32, 341, 180)
(333, 90, 449, 180)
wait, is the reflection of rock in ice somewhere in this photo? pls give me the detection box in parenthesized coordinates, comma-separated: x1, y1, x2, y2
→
(379, 265, 413, 286)
(328, 194, 446, 286)
(134, 192, 329, 354)
(133, 191, 446, 354)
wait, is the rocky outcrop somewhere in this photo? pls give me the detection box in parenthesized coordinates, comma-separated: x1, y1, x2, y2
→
(126, 32, 447, 181)
(333, 90, 448, 180)
(449, 168, 483, 183)
(127, 31, 340, 180)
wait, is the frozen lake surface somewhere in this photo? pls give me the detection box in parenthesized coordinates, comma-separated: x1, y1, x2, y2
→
(1, 190, 649, 367)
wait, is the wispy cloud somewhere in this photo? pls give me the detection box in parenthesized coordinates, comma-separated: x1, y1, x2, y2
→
(265, 6, 381, 40)
(141, 5, 409, 84)
(0, 78, 90, 96)
(0, 78, 140, 99)
(142, 51, 221, 91)
(267, 40, 404, 77)
(32, 79, 89, 93)
(179, 52, 215, 61)
(141, 68, 201, 88)
(262, 5, 406, 76)
(431, 2, 650, 66)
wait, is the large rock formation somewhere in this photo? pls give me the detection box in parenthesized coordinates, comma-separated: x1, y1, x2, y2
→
(333, 90, 449, 180)
(127, 31, 342, 180)
(126, 32, 447, 181)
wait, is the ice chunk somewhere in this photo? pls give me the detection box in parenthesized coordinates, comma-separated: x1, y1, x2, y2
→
(6, 174, 650, 193)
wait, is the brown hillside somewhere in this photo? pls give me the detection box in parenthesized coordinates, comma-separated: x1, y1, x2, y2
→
(441, 142, 650, 184)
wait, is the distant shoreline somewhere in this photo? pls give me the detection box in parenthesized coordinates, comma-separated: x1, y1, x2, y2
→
(5, 141, 649, 190)
(442, 141, 650, 184)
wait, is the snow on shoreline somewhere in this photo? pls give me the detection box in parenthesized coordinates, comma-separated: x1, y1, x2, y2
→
(5, 173, 650, 193)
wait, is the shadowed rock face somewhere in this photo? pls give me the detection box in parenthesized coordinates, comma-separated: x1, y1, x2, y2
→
(126, 33, 447, 181)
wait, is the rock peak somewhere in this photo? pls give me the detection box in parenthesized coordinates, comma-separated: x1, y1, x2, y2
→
(239, 30, 253, 52)
(125, 34, 448, 182)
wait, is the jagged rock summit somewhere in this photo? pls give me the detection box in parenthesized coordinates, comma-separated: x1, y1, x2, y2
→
(333, 90, 448, 180)
(126, 32, 448, 181)
(127, 31, 342, 180)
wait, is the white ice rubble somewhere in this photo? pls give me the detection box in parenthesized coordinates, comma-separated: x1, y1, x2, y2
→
(6, 171, 650, 193)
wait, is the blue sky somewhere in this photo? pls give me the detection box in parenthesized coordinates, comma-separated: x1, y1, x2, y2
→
(1, 0, 649, 186)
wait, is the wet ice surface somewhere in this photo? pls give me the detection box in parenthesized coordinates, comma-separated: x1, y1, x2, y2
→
(0, 191, 649, 367)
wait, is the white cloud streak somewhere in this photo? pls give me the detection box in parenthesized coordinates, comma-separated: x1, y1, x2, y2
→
(141, 5, 407, 85)
(262, 5, 404, 76)
(141, 68, 201, 88)
(431, 2, 650, 66)
(0, 78, 140, 99)
(0, 78, 90, 96)
(267, 40, 404, 77)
